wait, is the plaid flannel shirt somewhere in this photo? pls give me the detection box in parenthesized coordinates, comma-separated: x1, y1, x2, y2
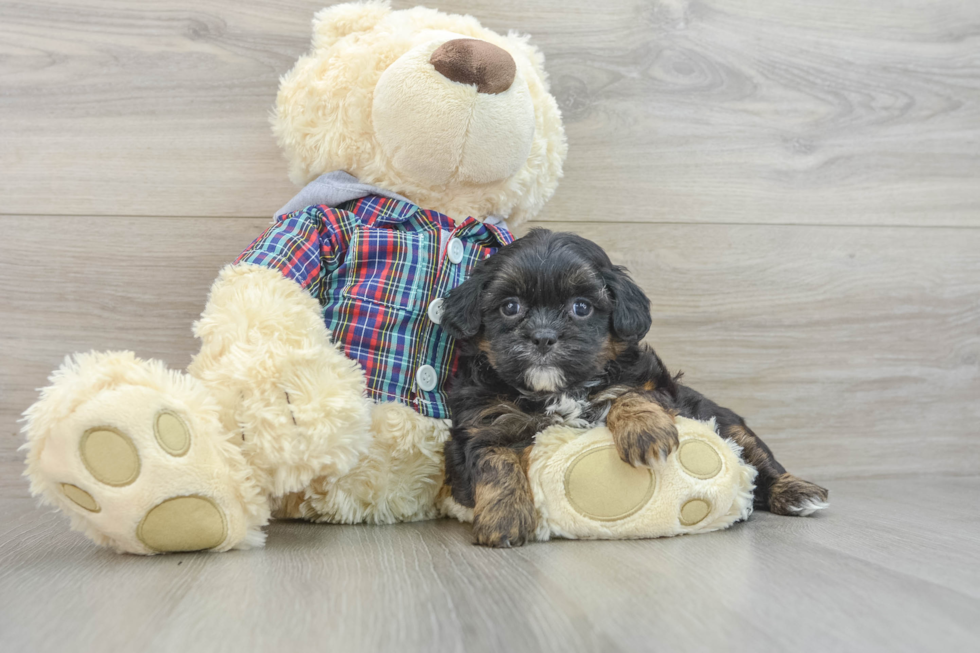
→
(236, 195, 514, 419)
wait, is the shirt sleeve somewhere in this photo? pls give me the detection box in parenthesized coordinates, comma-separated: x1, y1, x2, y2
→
(236, 205, 356, 300)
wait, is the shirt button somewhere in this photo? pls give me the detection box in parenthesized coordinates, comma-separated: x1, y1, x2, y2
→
(447, 238, 464, 264)
(427, 297, 445, 325)
(416, 364, 438, 392)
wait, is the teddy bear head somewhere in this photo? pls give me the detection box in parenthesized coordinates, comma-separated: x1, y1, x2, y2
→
(273, 1, 567, 226)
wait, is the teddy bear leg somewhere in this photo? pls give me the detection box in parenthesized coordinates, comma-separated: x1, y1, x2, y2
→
(525, 418, 759, 541)
(22, 351, 271, 554)
(189, 264, 372, 498)
(273, 402, 450, 525)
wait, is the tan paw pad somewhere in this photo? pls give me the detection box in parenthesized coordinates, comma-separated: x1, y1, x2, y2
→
(154, 410, 191, 456)
(678, 440, 722, 479)
(80, 427, 141, 486)
(564, 445, 657, 521)
(137, 495, 227, 553)
(680, 498, 711, 526)
(62, 484, 100, 512)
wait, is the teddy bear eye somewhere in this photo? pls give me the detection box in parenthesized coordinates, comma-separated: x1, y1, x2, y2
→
(500, 299, 522, 317)
(571, 299, 593, 318)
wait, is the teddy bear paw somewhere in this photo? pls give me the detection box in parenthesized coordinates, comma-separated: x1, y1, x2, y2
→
(73, 411, 230, 552)
(25, 353, 270, 554)
(534, 417, 757, 539)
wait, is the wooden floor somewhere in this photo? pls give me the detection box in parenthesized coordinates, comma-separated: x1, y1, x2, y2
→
(1, 1, 979, 651)
(3, 478, 979, 652)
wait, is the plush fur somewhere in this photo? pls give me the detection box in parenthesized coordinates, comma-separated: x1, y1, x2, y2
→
(274, 402, 450, 525)
(189, 264, 371, 497)
(20, 2, 569, 554)
(21, 351, 270, 554)
(273, 1, 566, 226)
(438, 417, 758, 543)
(525, 419, 757, 541)
(20, 3, 767, 554)
(442, 230, 828, 546)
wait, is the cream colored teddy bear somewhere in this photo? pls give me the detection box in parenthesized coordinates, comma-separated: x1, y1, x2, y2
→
(22, 1, 754, 554)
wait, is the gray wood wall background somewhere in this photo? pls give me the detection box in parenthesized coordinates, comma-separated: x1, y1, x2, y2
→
(2, 0, 978, 499)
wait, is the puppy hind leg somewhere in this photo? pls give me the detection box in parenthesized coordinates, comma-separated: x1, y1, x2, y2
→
(721, 423, 829, 516)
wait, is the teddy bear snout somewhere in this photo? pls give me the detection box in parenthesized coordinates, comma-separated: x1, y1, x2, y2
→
(429, 39, 516, 95)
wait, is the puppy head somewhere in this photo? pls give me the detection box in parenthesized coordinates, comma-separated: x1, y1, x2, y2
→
(443, 229, 651, 392)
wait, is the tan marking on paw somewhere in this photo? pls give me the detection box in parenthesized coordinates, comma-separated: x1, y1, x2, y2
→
(61, 484, 100, 512)
(80, 427, 140, 486)
(678, 440, 722, 479)
(564, 445, 656, 522)
(680, 499, 711, 526)
(154, 410, 191, 457)
(137, 495, 227, 553)
(607, 393, 679, 466)
(472, 448, 536, 547)
(769, 473, 830, 516)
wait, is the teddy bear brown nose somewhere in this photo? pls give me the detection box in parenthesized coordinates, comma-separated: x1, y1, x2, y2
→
(429, 39, 516, 94)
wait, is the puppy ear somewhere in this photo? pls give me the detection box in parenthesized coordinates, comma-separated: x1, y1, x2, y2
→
(602, 266, 652, 342)
(442, 267, 488, 340)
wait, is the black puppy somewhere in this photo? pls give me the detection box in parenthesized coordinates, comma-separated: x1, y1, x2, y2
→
(442, 229, 828, 547)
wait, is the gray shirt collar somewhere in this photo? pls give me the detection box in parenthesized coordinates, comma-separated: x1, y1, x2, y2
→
(275, 171, 412, 219)
(275, 171, 509, 230)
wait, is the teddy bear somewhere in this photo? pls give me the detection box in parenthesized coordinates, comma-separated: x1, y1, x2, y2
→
(22, 1, 755, 554)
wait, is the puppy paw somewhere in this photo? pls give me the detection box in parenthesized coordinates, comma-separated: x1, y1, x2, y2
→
(607, 394, 679, 467)
(470, 447, 537, 547)
(768, 473, 829, 516)
(472, 498, 536, 548)
(612, 422, 679, 467)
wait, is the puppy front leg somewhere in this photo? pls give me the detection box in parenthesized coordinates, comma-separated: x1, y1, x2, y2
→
(472, 446, 536, 548)
(607, 392, 679, 466)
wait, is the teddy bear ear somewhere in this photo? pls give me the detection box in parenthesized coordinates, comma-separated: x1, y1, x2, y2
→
(312, 0, 391, 50)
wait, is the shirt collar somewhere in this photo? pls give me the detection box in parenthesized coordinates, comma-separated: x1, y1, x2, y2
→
(347, 196, 513, 247)
(455, 215, 515, 246)
(275, 171, 413, 219)
(349, 195, 420, 226)
(482, 216, 516, 245)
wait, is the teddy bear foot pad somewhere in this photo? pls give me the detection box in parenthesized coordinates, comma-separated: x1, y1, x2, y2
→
(53, 386, 239, 553)
(528, 417, 758, 541)
(563, 438, 725, 525)
(24, 352, 269, 554)
(69, 412, 227, 552)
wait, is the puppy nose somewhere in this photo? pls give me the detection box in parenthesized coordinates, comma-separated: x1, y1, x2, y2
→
(429, 39, 516, 94)
(531, 329, 558, 354)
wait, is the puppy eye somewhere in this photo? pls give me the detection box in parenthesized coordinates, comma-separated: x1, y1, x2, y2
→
(500, 299, 522, 317)
(571, 299, 593, 318)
